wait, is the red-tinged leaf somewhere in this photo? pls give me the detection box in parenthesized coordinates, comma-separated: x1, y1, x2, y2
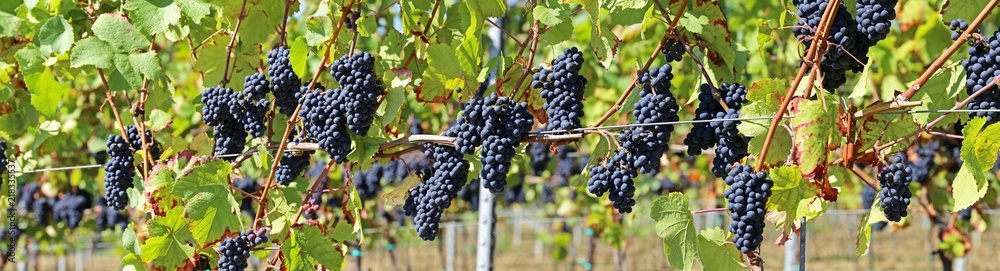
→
(790, 96, 843, 180)
(854, 111, 919, 165)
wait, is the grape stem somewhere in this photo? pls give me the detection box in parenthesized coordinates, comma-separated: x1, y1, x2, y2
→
(219, 0, 250, 87)
(755, 0, 842, 171)
(898, 0, 1000, 101)
(512, 20, 541, 100)
(277, 0, 293, 47)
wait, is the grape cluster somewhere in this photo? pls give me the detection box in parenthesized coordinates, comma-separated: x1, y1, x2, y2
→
(202, 87, 248, 160)
(353, 168, 382, 201)
(104, 135, 135, 210)
(407, 136, 471, 240)
(621, 65, 679, 173)
(684, 84, 746, 155)
(1, 140, 8, 175)
(961, 26, 1000, 124)
(948, 19, 973, 41)
(54, 189, 92, 230)
(299, 89, 353, 163)
(794, 0, 864, 90)
(234, 73, 271, 138)
(855, 0, 898, 45)
(276, 130, 314, 186)
(126, 125, 162, 160)
(16, 183, 38, 211)
(267, 46, 302, 116)
(958, 207, 973, 221)
(528, 142, 551, 176)
(245, 227, 269, 247)
(505, 181, 526, 204)
(234, 178, 260, 216)
(711, 109, 749, 177)
(478, 94, 535, 193)
(533, 47, 587, 132)
(330, 52, 385, 136)
(344, 11, 361, 30)
(453, 96, 486, 154)
(723, 164, 773, 253)
(217, 234, 251, 271)
(96, 197, 130, 232)
(908, 141, 938, 184)
(587, 150, 638, 213)
(33, 197, 54, 225)
(410, 116, 424, 135)
(877, 155, 913, 222)
(861, 185, 888, 231)
(661, 38, 685, 62)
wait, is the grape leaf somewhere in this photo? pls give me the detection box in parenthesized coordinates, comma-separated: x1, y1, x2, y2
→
(0, 0, 22, 38)
(70, 38, 115, 68)
(378, 69, 410, 129)
(36, 16, 74, 54)
(304, 15, 333, 47)
(533, 0, 569, 26)
(193, 33, 261, 91)
(280, 224, 345, 271)
(145, 109, 172, 131)
(855, 196, 888, 256)
(910, 64, 964, 126)
(748, 128, 792, 168)
(790, 96, 842, 180)
(470, 0, 506, 18)
(952, 118, 999, 211)
(121, 253, 146, 271)
(175, 0, 211, 22)
(941, 0, 993, 25)
(124, 0, 182, 36)
(418, 44, 464, 103)
(290, 37, 309, 77)
(92, 13, 151, 52)
(680, 0, 738, 82)
(186, 189, 242, 246)
(124, 224, 142, 255)
(650, 193, 698, 271)
(23, 67, 70, 118)
(855, 112, 919, 163)
(697, 228, 747, 271)
(237, 0, 284, 46)
(738, 78, 787, 137)
(141, 207, 197, 270)
(766, 166, 821, 233)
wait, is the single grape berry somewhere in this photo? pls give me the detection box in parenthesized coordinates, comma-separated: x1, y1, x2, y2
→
(877, 155, 913, 222)
(534, 47, 587, 132)
(723, 164, 773, 253)
(104, 135, 135, 210)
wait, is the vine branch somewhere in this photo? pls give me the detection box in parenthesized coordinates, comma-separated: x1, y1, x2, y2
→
(219, 0, 250, 87)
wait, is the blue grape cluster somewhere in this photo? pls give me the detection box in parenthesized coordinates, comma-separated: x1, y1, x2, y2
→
(661, 38, 685, 62)
(958, 207, 973, 221)
(0, 140, 7, 175)
(299, 89, 353, 163)
(217, 233, 251, 271)
(533, 47, 587, 132)
(54, 189, 92, 230)
(877, 155, 913, 222)
(234, 73, 271, 138)
(908, 141, 938, 184)
(861, 185, 888, 231)
(793, 0, 862, 90)
(353, 160, 411, 201)
(267, 46, 302, 116)
(245, 227, 269, 247)
(684, 83, 746, 155)
(344, 11, 360, 30)
(276, 130, 314, 186)
(453, 96, 487, 154)
(201, 87, 247, 160)
(555, 146, 582, 186)
(620, 65, 679, 173)
(710, 108, 749, 177)
(855, 0, 898, 45)
(528, 142, 551, 176)
(723, 164, 773, 253)
(588, 150, 638, 213)
(33, 196, 54, 225)
(961, 26, 1000, 124)
(16, 183, 38, 212)
(104, 135, 135, 210)
(126, 125, 162, 160)
(96, 197, 130, 232)
(948, 19, 973, 41)
(478, 94, 534, 193)
(406, 135, 470, 240)
(330, 52, 385, 136)
(234, 178, 260, 216)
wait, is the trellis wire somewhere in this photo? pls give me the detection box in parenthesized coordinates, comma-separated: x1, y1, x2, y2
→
(12, 108, 1000, 174)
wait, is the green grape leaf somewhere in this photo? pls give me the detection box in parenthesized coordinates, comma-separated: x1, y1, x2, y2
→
(175, 0, 211, 22)
(738, 78, 787, 137)
(128, 51, 163, 80)
(280, 224, 345, 271)
(348, 132, 384, 170)
(589, 24, 621, 69)
(329, 221, 353, 243)
(238, 0, 285, 45)
(766, 165, 821, 233)
(36, 16, 74, 54)
(186, 189, 242, 246)
(747, 127, 792, 169)
(790, 96, 842, 179)
(952, 118, 1000, 211)
(419, 44, 464, 103)
(856, 196, 888, 256)
(650, 193, 698, 271)
(110, 54, 144, 91)
(15, 45, 43, 74)
(70, 37, 115, 68)
(470, 0, 506, 18)
(941, 0, 993, 25)
(849, 57, 874, 99)
(0, 0, 23, 38)
(697, 228, 747, 271)
(121, 253, 146, 271)
(304, 15, 333, 47)
(124, 0, 182, 36)
(23, 67, 70, 117)
(533, 0, 569, 26)
(151, 160, 234, 216)
(346, 180, 364, 237)
(379, 69, 410, 129)
(681, 0, 738, 82)
(290, 37, 309, 77)
(193, 33, 262, 91)
(145, 109, 172, 131)
(855, 112, 919, 161)
(911, 64, 964, 126)
(92, 13, 151, 52)
(141, 207, 197, 270)
(124, 224, 142, 255)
